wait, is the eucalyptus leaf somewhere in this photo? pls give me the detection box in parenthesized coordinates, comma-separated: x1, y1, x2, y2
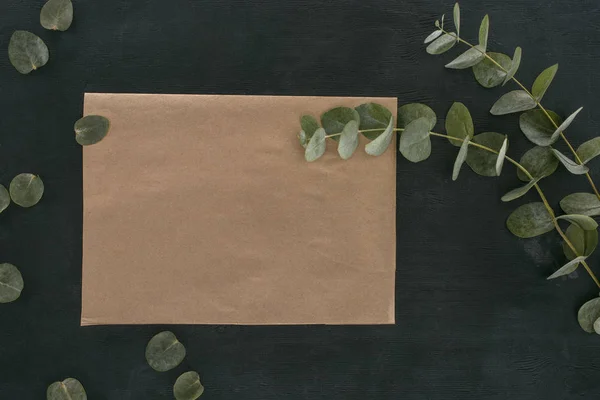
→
(426, 32, 457, 55)
(495, 136, 508, 176)
(479, 15, 489, 50)
(399, 118, 432, 163)
(397, 103, 436, 130)
(304, 128, 326, 162)
(503, 47, 522, 85)
(40, 0, 73, 31)
(556, 214, 598, 230)
(365, 116, 395, 157)
(578, 297, 600, 333)
(355, 103, 392, 140)
(552, 149, 589, 175)
(531, 64, 558, 101)
(321, 107, 360, 142)
(465, 132, 505, 176)
(517, 146, 559, 182)
(562, 223, 597, 260)
(546, 107, 583, 145)
(576, 137, 600, 164)
(453, 2, 460, 38)
(174, 371, 205, 400)
(501, 179, 539, 202)
(75, 115, 111, 146)
(298, 130, 308, 148)
(47, 378, 87, 400)
(547, 256, 586, 280)
(8, 31, 49, 74)
(594, 317, 600, 335)
(441, 14, 445, 29)
(0, 185, 9, 214)
(424, 30, 443, 44)
(560, 193, 600, 216)
(145, 331, 187, 372)
(300, 115, 319, 139)
(445, 46, 486, 69)
(519, 109, 563, 146)
(0, 263, 24, 304)
(445, 102, 474, 147)
(9, 173, 44, 208)
(490, 90, 536, 115)
(452, 137, 470, 181)
(506, 202, 554, 238)
(472, 52, 511, 88)
(337, 120, 359, 160)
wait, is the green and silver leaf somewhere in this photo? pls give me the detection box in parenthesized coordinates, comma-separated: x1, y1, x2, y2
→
(490, 90, 536, 115)
(174, 371, 205, 400)
(75, 115, 111, 146)
(145, 331, 187, 372)
(472, 52, 511, 88)
(445, 46, 486, 69)
(300, 115, 319, 140)
(576, 137, 600, 164)
(562, 223, 598, 260)
(578, 297, 600, 333)
(40, 0, 73, 31)
(424, 30, 443, 44)
(495, 136, 508, 176)
(453, 2, 460, 39)
(304, 128, 326, 162)
(426, 32, 457, 55)
(503, 47, 522, 85)
(517, 146, 559, 182)
(452, 136, 470, 181)
(8, 31, 49, 75)
(445, 102, 474, 147)
(552, 149, 589, 175)
(519, 109, 563, 146)
(0, 185, 9, 214)
(547, 256, 586, 280)
(479, 15, 489, 50)
(595, 317, 600, 335)
(501, 179, 539, 202)
(355, 103, 392, 140)
(9, 173, 44, 208)
(465, 132, 505, 177)
(0, 263, 24, 304)
(399, 117, 431, 163)
(365, 116, 395, 157)
(47, 378, 87, 400)
(506, 202, 554, 238)
(321, 107, 359, 142)
(397, 103, 436, 130)
(560, 193, 600, 216)
(298, 130, 308, 148)
(556, 214, 598, 231)
(545, 107, 583, 145)
(337, 120, 360, 160)
(531, 64, 558, 101)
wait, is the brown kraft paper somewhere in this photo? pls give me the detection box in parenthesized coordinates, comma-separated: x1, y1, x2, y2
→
(81, 93, 397, 325)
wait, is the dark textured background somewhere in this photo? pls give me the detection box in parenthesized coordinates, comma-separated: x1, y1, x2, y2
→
(2, 0, 600, 398)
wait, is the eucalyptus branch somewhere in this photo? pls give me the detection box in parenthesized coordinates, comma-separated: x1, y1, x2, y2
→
(297, 99, 600, 334)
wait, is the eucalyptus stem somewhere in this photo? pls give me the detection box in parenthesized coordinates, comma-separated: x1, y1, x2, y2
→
(439, 28, 600, 201)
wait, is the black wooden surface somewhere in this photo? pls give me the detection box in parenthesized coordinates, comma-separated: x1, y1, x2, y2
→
(2, 0, 600, 398)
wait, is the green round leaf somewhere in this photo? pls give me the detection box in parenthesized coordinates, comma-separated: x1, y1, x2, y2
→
(426, 32, 457, 55)
(321, 107, 360, 142)
(594, 317, 600, 335)
(9, 173, 44, 208)
(517, 146, 559, 182)
(0, 184, 9, 214)
(355, 103, 392, 140)
(300, 115, 319, 140)
(399, 117, 431, 163)
(174, 371, 205, 400)
(490, 90, 536, 116)
(40, 0, 73, 31)
(519, 110, 563, 146)
(75, 115, 111, 146)
(506, 202, 555, 238)
(0, 263, 24, 304)
(472, 52, 511, 88)
(145, 331, 187, 372)
(576, 137, 600, 164)
(532, 64, 558, 101)
(578, 297, 600, 333)
(364, 116, 394, 157)
(445, 102, 473, 147)
(337, 120, 359, 160)
(562, 223, 598, 260)
(560, 193, 600, 216)
(298, 130, 308, 148)
(424, 30, 443, 44)
(47, 378, 87, 400)
(8, 31, 49, 74)
(445, 46, 486, 70)
(465, 132, 505, 177)
(304, 128, 326, 162)
(397, 103, 436, 130)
